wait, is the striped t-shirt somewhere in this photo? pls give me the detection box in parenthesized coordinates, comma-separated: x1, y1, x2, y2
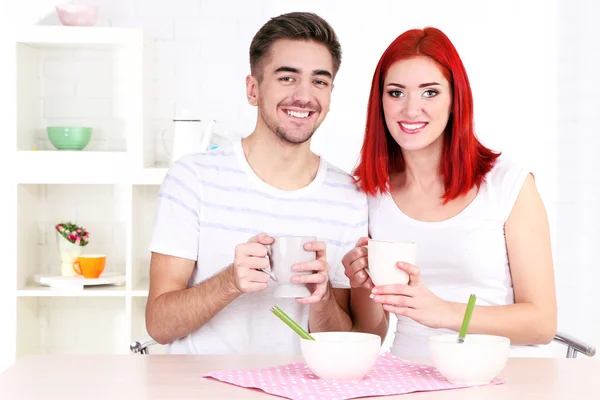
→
(149, 139, 368, 355)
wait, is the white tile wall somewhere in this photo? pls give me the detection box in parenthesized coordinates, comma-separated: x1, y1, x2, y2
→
(2, 0, 599, 359)
(17, 297, 127, 355)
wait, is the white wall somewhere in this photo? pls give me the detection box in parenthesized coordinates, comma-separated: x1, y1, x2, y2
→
(554, 0, 600, 349)
(1, 0, 598, 363)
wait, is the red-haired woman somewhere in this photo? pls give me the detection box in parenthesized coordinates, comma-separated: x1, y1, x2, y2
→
(343, 27, 557, 357)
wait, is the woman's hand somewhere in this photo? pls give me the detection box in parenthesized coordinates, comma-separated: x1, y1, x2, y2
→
(341, 237, 374, 289)
(370, 262, 458, 329)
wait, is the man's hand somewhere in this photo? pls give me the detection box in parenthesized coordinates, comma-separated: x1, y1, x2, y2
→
(229, 233, 274, 294)
(292, 240, 330, 304)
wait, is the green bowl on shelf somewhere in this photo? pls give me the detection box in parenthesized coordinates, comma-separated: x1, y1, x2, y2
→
(47, 126, 93, 150)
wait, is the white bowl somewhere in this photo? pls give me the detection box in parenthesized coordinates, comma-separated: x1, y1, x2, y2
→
(300, 331, 381, 381)
(428, 334, 510, 385)
(56, 4, 98, 26)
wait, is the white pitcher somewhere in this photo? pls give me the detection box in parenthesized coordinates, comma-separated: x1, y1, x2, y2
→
(165, 119, 216, 166)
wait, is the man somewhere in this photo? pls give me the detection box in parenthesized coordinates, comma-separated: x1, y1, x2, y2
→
(145, 12, 379, 355)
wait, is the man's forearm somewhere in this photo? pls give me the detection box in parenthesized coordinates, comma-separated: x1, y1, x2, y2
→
(146, 266, 240, 344)
(308, 287, 353, 333)
(350, 287, 389, 342)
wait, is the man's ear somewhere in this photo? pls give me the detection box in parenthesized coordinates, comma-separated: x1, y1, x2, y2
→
(246, 74, 259, 107)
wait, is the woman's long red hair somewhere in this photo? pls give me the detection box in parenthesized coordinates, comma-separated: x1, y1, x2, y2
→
(354, 27, 500, 203)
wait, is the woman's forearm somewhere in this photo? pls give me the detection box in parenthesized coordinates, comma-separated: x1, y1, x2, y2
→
(446, 301, 557, 345)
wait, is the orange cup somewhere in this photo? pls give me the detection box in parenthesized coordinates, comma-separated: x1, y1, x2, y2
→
(72, 254, 106, 278)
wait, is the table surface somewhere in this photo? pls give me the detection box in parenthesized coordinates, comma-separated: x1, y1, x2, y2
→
(0, 354, 598, 399)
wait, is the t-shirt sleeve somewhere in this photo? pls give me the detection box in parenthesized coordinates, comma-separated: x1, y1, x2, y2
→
(489, 158, 531, 222)
(149, 156, 201, 261)
(328, 195, 369, 289)
(503, 169, 530, 221)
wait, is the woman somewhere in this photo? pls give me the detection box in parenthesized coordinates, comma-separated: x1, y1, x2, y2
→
(343, 27, 557, 357)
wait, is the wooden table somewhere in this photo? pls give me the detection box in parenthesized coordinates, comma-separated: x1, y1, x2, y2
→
(0, 354, 598, 399)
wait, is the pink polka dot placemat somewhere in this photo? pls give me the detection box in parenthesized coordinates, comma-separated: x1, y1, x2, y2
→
(202, 352, 504, 399)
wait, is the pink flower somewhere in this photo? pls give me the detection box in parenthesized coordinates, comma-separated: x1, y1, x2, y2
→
(76, 229, 82, 233)
(68, 234, 75, 241)
(58, 226, 65, 232)
(75, 237, 81, 245)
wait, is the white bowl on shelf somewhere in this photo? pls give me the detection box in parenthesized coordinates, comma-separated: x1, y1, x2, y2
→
(55, 4, 98, 26)
(299, 331, 381, 381)
(428, 333, 510, 385)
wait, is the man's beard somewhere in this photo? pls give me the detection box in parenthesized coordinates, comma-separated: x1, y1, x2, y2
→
(260, 100, 321, 145)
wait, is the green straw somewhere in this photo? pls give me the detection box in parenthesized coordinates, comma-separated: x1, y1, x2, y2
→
(271, 305, 315, 340)
(458, 294, 477, 343)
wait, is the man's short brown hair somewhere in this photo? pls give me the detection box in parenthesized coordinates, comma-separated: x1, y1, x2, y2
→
(249, 12, 342, 81)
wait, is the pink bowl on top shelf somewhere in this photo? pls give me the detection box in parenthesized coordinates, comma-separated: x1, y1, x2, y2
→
(55, 4, 98, 26)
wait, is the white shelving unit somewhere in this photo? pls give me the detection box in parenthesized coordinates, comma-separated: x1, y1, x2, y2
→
(1, 26, 170, 371)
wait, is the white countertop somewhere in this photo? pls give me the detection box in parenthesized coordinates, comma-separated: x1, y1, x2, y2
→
(0, 354, 598, 399)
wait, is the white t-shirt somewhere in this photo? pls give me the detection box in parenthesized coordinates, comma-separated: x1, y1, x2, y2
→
(368, 156, 541, 357)
(149, 139, 368, 355)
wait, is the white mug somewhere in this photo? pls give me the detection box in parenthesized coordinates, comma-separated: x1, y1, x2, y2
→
(260, 236, 316, 298)
(366, 239, 417, 286)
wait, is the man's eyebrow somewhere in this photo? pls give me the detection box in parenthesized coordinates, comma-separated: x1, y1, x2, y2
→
(274, 66, 333, 79)
(274, 66, 299, 74)
(313, 69, 333, 79)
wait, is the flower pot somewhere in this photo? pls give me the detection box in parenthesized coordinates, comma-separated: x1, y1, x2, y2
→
(56, 231, 82, 277)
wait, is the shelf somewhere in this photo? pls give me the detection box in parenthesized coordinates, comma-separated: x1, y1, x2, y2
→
(17, 284, 127, 297)
(16, 184, 128, 290)
(14, 152, 173, 184)
(15, 42, 131, 152)
(14, 26, 151, 48)
(132, 280, 149, 297)
(12, 25, 156, 165)
(132, 166, 168, 185)
(15, 151, 129, 184)
(5, 25, 163, 365)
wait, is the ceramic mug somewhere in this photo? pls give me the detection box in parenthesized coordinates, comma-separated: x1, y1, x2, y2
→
(72, 254, 106, 279)
(261, 236, 316, 298)
(366, 240, 416, 286)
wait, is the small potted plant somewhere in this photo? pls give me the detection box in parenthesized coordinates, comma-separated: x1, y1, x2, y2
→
(55, 222, 89, 276)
